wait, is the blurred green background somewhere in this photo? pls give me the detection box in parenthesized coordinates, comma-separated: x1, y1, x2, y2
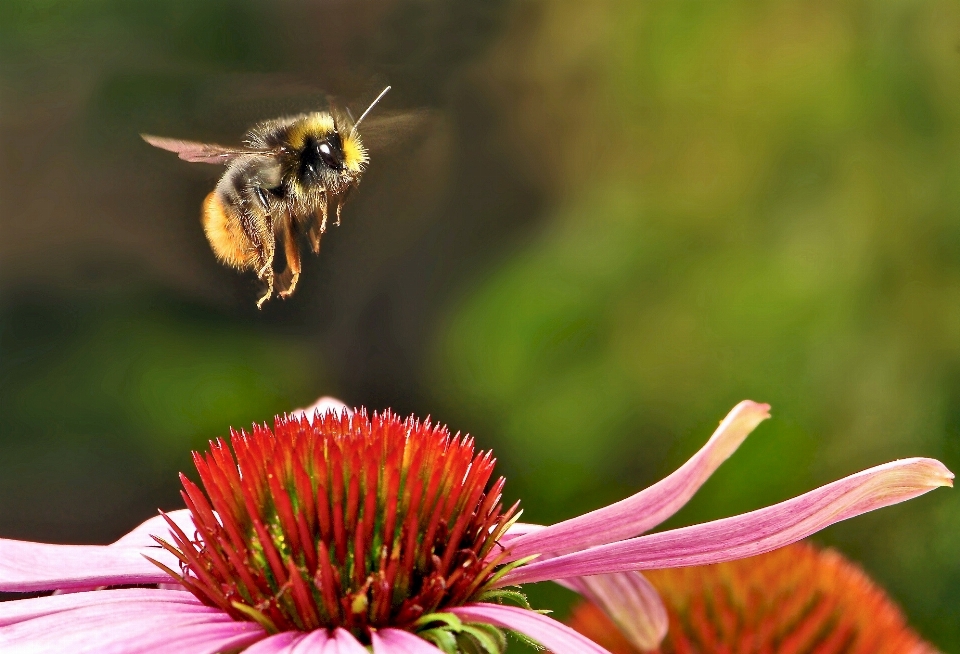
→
(1, 0, 959, 649)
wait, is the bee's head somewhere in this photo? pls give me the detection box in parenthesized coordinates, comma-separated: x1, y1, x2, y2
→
(304, 129, 367, 178)
(300, 128, 367, 188)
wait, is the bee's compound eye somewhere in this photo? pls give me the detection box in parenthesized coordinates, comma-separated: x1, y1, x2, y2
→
(316, 138, 345, 171)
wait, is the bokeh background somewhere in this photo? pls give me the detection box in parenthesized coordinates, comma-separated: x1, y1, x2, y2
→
(2, 0, 959, 649)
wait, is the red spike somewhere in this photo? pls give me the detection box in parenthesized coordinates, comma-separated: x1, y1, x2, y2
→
(267, 469, 303, 558)
(360, 461, 378, 573)
(249, 514, 289, 591)
(292, 485, 318, 573)
(315, 458, 333, 543)
(292, 455, 317, 531)
(379, 463, 401, 561)
(330, 444, 347, 563)
(194, 456, 248, 557)
(179, 475, 220, 537)
(345, 451, 361, 536)
(157, 513, 229, 608)
(315, 541, 342, 624)
(353, 514, 368, 587)
(287, 559, 321, 630)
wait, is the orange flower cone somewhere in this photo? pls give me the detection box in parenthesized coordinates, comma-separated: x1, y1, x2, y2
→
(567, 541, 936, 654)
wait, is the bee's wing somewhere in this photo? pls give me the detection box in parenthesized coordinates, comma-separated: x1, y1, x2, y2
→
(141, 134, 278, 164)
(355, 110, 434, 151)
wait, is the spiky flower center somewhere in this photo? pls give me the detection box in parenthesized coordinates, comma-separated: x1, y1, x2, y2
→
(568, 542, 935, 654)
(152, 410, 518, 638)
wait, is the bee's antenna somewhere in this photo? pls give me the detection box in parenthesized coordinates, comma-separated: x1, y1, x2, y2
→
(351, 86, 391, 134)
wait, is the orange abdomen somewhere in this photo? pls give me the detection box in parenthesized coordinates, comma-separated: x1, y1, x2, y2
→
(201, 192, 257, 269)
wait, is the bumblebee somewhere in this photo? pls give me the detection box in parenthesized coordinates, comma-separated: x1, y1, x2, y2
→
(143, 86, 390, 308)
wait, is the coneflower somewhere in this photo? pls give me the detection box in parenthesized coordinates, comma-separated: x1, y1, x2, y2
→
(567, 541, 936, 654)
(0, 398, 951, 653)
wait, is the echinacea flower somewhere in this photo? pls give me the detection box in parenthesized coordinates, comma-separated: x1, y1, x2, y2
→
(0, 398, 951, 653)
(566, 541, 936, 654)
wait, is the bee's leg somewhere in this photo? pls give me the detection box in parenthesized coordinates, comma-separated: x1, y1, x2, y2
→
(254, 233, 275, 309)
(255, 255, 275, 309)
(333, 184, 356, 227)
(249, 189, 276, 309)
(318, 193, 329, 233)
(278, 213, 302, 299)
(307, 194, 328, 254)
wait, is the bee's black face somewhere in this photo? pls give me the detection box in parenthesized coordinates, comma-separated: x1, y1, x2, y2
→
(297, 130, 349, 188)
(300, 132, 346, 184)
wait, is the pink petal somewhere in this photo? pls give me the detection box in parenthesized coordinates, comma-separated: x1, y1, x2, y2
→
(0, 537, 179, 592)
(291, 396, 351, 423)
(0, 597, 265, 653)
(0, 588, 200, 627)
(498, 522, 544, 545)
(243, 632, 304, 653)
(287, 629, 330, 653)
(372, 628, 445, 653)
(247, 629, 371, 654)
(33, 511, 199, 595)
(111, 509, 197, 548)
(563, 572, 668, 651)
(449, 604, 612, 654)
(504, 401, 770, 560)
(327, 628, 370, 654)
(501, 457, 954, 585)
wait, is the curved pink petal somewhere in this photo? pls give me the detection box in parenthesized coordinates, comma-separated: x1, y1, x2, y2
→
(498, 522, 545, 546)
(504, 401, 771, 560)
(111, 509, 197, 548)
(563, 572, 668, 651)
(243, 632, 304, 653)
(0, 588, 199, 627)
(327, 628, 370, 654)
(501, 457, 953, 586)
(0, 537, 179, 592)
(0, 597, 265, 653)
(372, 628, 444, 653)
(28, 511, 199, 596)
(449, 603, 612, 654)
(287, 629, 330, 653)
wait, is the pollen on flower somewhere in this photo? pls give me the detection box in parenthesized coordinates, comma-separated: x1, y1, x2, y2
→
(567, 542, 936, 654)
(149, 409, 519, 638)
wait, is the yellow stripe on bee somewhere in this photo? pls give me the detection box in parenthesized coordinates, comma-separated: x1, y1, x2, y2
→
(287, 113, 336, 150)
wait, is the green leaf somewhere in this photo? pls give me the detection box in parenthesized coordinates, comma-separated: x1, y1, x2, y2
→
(418, 628, 460, 654)
(458, 624, 507, 654)
(508, 628, 546, 651)
(466, 622, 508, 652)
(415, 611, 464, 630)
(475, 588, 533, 610)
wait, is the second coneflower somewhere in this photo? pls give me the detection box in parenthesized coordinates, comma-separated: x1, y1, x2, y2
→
(567, 541, 936, 654)
(0, 399, 951, 653)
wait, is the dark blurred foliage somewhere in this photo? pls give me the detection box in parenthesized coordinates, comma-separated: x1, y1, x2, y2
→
(1, 0, 959, 650)
(0, 0, 534, 538)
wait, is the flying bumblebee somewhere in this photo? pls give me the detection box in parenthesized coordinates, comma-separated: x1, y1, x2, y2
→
(143, 86, 390, 308)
